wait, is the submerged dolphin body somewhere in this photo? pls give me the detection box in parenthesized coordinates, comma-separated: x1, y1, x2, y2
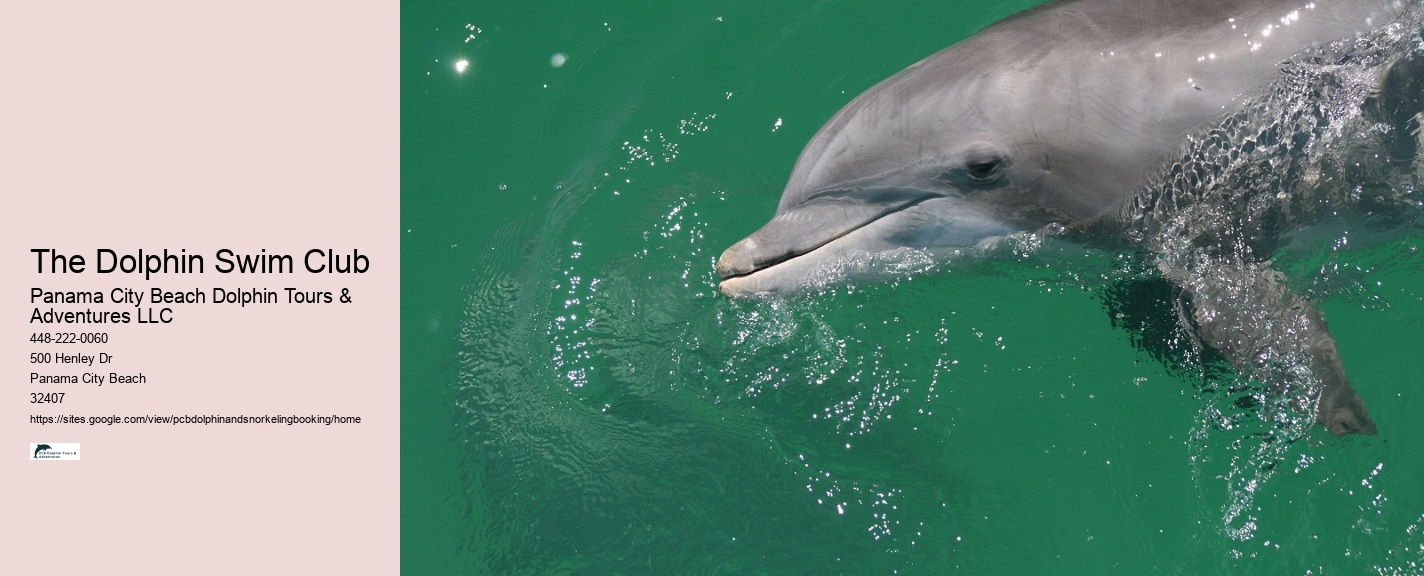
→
(718, 0, 1424, 434)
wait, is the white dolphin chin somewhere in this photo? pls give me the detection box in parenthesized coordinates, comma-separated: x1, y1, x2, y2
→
(719, 242, 937, 298)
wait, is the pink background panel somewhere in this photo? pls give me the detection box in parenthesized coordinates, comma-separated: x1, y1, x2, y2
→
(1, 1, 399, 572)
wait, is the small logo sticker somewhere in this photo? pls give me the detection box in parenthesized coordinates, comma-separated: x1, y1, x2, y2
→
(31, 443, 80, 460)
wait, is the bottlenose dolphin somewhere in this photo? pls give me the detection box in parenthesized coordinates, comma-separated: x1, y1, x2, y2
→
(718, 0, 1424, 434)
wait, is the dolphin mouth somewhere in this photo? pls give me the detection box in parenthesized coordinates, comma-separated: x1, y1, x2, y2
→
(715, 192, 940, 294)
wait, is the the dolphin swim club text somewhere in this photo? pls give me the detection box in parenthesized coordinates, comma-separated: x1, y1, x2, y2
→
(30, 414, 363, 426)
(31, 248, 371, 280)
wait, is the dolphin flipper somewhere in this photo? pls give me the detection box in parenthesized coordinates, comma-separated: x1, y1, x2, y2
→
(1158, 255, 1375, 435)
(1364, 51, 1424, 163)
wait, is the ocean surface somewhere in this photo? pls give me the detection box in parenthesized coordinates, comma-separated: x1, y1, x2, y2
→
(401, 1, 1424, 573)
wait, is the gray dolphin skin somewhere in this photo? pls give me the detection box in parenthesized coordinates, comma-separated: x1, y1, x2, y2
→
(718, 0, 1424, 435)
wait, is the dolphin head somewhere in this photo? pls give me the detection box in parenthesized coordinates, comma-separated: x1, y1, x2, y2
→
(717, 26, 1154, 297)
(714, 4, 1264, 298)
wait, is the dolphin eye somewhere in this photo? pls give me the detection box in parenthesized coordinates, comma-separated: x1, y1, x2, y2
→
(965, 159, 1002, 181)
(937, 149, 1010, 188)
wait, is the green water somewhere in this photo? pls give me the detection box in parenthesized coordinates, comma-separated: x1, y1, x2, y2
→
(402, 1, 1424, 573)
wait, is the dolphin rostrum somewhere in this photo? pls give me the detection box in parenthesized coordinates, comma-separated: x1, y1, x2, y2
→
(718, 0, 1424, 434)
